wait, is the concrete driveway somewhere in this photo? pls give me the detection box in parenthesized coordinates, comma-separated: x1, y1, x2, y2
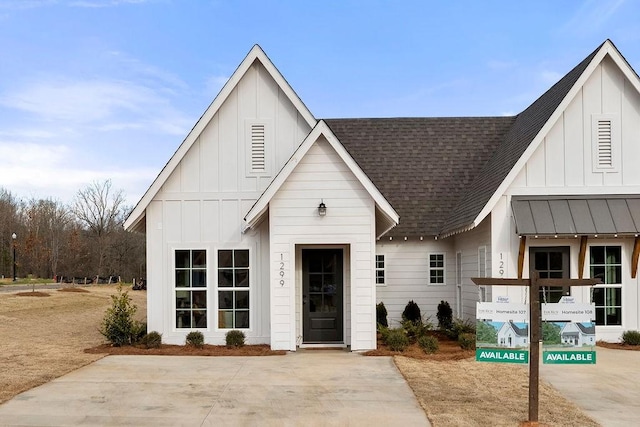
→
(541, 346, 640, 427)
(0, 352, 430, 426)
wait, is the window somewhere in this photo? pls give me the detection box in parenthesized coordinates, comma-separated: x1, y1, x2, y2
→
(175, 249, 207, 329)
(218, 249, 250, 329)
(456, 252, 462, 316)
(429, 253, 445, 285)
(530, 247, 570, 304)
(478, 247, 487, 301)
(375, 255, 385, 285)
(590, 246, 622, 326)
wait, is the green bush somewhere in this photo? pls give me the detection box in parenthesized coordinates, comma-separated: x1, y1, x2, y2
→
(376, 302, 388, 329)
(100, 284, 143, 346)
(447, 317, 477, 340)
(458, 332, 476, 350)
(437, 300, 453, 331)
(418, 335, 439, 354)
(385, 328, 409, 352)
(401, 300, 422, 324)
(401, 319, 431, 343)
(186, 331, 205, 348)
(225, 330, 246, 347)
(141, 331, 162, 349)
(622, 330, 640, 346)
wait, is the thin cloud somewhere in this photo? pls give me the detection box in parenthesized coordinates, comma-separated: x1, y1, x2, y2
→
(69, 0, 151, 8)
(562, 0, 625, 35)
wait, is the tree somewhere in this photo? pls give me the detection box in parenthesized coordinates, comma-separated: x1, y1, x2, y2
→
(542, 322, 562, 345)
(476, 320, 498, 345)
(71, 180, 125, 277)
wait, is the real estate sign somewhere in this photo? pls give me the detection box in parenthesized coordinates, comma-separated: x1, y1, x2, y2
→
(476, 301, 529, 364)
(541, 297, 596, 365)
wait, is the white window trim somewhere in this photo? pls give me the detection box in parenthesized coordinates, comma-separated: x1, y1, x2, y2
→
(428, 252, 446, 286)
(172, 246, 211, 331)
(216, 247, 253, 331)
(375, 254, 386, 286)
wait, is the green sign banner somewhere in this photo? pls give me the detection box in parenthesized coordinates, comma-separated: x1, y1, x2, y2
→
(543, 350, 596, 364)
(476, 348, 529, 364)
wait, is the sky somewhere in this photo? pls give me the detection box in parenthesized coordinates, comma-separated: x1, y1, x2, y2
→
(1, 0, 639, 207)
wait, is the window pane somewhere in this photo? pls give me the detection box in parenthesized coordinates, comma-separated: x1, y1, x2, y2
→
(176, 270, 190, 288)
(309, 294, 322, 313)
(236, 311, 249, 328)
(549, 252, 563, 270)
(606, 265, 621, 285)
(176, 310, 191, 328)
(376, 270, 385, 284)
(193, 250, 206, 268)
(431, 270, 444, 283)
(218, 311, 233, 328)
(534, 252, 548, 270)
(235, 250, 249, 268)
(606, 287, 622, 306)
(309, 275, 322, 292)
(218, 270, 233, 287)
(192, 270, 207, 287)
(218, 250, 233, 268)
(235, 291, 249, 309)
(176, 250, 190, 268)
(219, 291, 233, 309)
(591, 266, 605, 282)
(590, 246, 605, 264)
(192, 290, 207, 309)
(595, 307, 605, 325)
(591, 288, 605, 305)
(192, 310, 207, 328)
(606, 246, 621, 264)
(176, 291, 190, 309)
(235, 269, 249, 287)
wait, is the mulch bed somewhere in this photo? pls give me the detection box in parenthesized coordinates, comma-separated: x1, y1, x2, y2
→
(85, 343, 286, 356)
(58, 287, 90, 293)
(364, 331, 474, 361)
(16, 291, 50, 297)
(597, 340, 640, 351)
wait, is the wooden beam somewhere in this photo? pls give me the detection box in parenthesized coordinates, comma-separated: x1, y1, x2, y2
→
(471, 278, 531, 286)
(538, 278, 601, 287)
(633, 236, 640, 279)
(529, 271, 540, 422)
(578, 236, 588, 279)
(518, 236, 526, 279)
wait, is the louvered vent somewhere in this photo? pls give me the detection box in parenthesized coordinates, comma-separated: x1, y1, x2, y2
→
(597, 119, 612, 168)
(251, 124, 266, 172)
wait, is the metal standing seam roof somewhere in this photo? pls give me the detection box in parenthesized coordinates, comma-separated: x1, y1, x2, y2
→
(511, 196, 640, 236)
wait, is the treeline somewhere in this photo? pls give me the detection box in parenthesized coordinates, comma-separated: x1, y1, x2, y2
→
(0, 180, 145, 282)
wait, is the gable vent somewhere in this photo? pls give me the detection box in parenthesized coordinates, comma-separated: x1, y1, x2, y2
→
(596, 119, 612, 168)
(250, 124, 266, 172)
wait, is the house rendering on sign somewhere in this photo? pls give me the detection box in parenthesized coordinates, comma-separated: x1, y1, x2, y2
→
(124, 39, 640, 350)
(498, 321, 529, 348)
(560, 322, 596, 347)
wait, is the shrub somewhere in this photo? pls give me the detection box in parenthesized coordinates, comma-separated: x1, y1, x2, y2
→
(401, 300, 421, 324)
(100, 284, 142, 346)
(379, 325, 390, 343)
(622, 330, 640, 346)
(376, 302, 388, 329)
(141, 331, 162, 349)
(436, 300, 453, 331)
(447, 317, 477, 340)
(186, 331, 205, 348)
(418, 335, 439, 354)
(225, 330, 246, 347)
(401, 319, 431, 343)
(458, 333, 476, 350)
(385, 328, 409, 352)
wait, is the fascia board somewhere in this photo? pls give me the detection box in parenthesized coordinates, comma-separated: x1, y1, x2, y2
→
(470, 44, 611, 230)
(124, 45, 316, 231)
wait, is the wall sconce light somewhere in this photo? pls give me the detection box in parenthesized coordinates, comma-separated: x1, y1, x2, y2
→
(318, 200, 327, 216)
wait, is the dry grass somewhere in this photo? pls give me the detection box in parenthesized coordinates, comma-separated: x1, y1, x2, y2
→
(0, 285, 146, 404)
(0, 289, 601, 425)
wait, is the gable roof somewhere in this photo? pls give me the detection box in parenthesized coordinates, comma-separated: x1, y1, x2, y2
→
(441, 39, 640, 236)
(325, 117, 514, 237)
(244, 120, 399, 236)
(124, 45, 316, 232)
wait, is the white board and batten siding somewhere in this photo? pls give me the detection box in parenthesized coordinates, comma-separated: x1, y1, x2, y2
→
(269, 137, 377, 351)
(491, 55, 640, 339)
(146, 60, 312, 344)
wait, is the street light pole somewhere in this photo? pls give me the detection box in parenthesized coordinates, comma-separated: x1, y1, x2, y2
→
(11, 233, 16, 282)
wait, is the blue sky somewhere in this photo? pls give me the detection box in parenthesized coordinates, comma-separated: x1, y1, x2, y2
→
(1, 0, 638, 206)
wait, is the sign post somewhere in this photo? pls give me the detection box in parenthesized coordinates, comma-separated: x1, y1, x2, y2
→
(472, 273, 600, 423)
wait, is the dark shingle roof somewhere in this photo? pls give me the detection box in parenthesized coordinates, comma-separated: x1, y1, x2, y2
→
(326, 41, 604, 238)
(440, 41, 604, 235)
(325, 117, 515, 236)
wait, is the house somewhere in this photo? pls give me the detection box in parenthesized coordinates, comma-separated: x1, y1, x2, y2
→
(124, 39, 640, 350)
(497, 321, 529, 348)
(560, 322, 596, 347)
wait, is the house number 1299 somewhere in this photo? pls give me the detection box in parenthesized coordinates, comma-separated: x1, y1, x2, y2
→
(279, 253, 285, 286)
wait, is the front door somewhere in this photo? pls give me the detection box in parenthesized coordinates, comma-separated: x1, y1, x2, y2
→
(530, 247, 570, 303)
(302, 249, 343, 343)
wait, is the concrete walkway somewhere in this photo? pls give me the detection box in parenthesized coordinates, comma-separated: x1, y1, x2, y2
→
(0, 352, 430, 426)
(541, 346, 640, 427)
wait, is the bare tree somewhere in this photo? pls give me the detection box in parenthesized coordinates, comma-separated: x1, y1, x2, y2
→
(71, 180, 125, 277)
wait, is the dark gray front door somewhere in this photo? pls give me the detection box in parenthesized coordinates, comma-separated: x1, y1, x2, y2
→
(530, 246, 570, 303)
(302, 249, 343, 343)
